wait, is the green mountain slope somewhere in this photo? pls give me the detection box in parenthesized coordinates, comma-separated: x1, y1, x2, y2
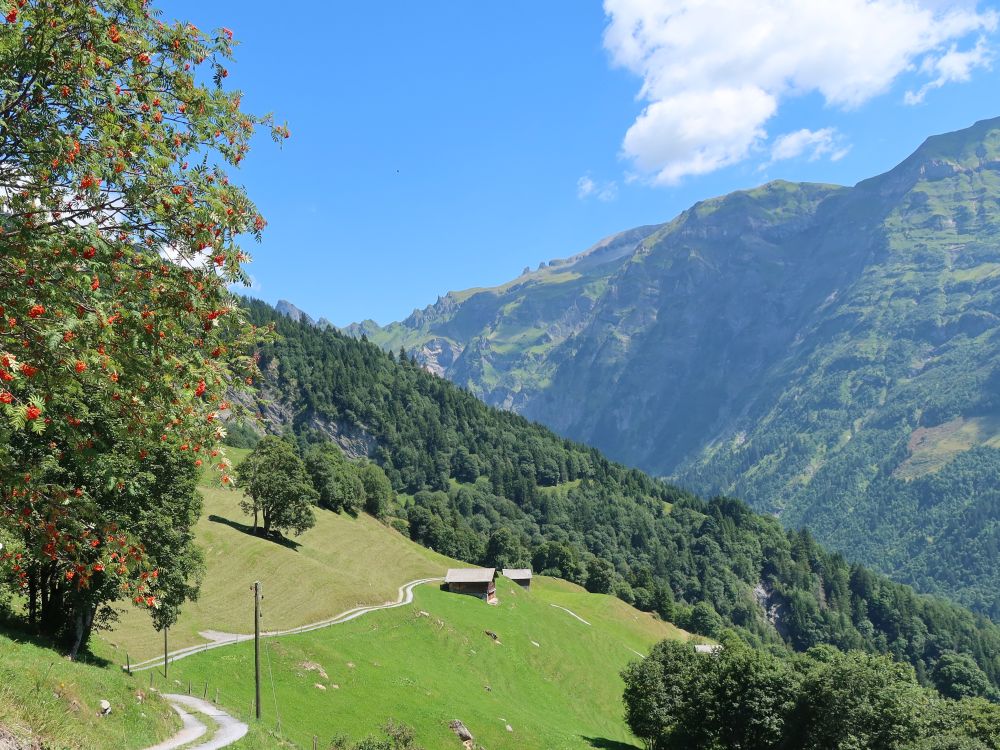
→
(344, 224, 662, 409)
(348, 116, 1000, 618)
(161, 576, 689, 750)
(238, 299, 1000, 693)
(100, 448, 454, 662)
(97, 450, 687, 749)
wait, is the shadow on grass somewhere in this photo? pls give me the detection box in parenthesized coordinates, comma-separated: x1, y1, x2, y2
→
(0, 617, 113, 667)
(207, 515, 302, 550)
(582, 737, 638, 750)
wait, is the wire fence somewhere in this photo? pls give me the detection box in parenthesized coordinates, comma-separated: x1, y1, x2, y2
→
(120, 623, 423, 749)
(117, 582, 441, 749)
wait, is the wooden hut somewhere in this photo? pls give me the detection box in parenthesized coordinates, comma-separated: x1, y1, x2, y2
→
(445, 568, 497, 603)
(502, 568, 532, 589)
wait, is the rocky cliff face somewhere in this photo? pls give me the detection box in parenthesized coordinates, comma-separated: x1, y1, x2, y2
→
(349, 117, 1000, 617)
(229, 380, 377, 460)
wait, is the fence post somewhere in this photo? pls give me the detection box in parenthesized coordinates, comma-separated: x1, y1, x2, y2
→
(126, 653, 130, 675)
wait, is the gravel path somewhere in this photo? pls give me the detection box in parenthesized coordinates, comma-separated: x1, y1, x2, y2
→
(128, 578, 441, 672)
(143, 694, 247, 750)
(143, 701, 207, 749)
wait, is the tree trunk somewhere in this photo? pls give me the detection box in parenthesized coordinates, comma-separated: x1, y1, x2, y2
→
(27, 569, 37, 627)
(253, 505, 258, 536)
(68, 610, 85, 661)
(67, 603, 97, 661)
(81, 604, 96, 655)
(262, 507, 270, 537)
(39, 572, 55, 635)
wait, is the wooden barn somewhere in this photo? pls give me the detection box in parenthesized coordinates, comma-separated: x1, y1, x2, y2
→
(502, 568, 532, 589)
(445, 568, 497, 603)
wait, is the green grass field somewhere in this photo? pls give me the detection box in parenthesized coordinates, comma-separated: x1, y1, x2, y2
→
(85, 447, 690, 748)
(100, 450, 456, 663)
(894, 414, 1000, 480)
(162, 576, 689, 750)
(0, 627, 179, 749)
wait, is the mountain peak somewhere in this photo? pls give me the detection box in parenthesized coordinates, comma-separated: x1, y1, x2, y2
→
(860, 115, 1000, 195)
(275, 299, 315, 326)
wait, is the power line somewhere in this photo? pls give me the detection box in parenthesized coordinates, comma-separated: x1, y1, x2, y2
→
(253, 580, 261, 720)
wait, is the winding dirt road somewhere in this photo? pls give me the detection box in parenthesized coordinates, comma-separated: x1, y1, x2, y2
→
(145, 694, 247, 750)
(128, 577, 441, 673)
(137, 578, 441, 749)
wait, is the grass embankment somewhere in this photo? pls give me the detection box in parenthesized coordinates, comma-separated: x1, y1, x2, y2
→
(0, 627, 179, 749)
(166, 576, 690, 750)
(95, 447, 690, 748)
(101, 447, 456, 663)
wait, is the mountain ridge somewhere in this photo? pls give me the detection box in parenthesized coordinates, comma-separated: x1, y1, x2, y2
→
(337, 115, 1000, 618)
(239, 297, 1000, 693)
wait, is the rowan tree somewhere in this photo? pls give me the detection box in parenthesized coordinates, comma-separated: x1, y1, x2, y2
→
(0, 0, 284, 656)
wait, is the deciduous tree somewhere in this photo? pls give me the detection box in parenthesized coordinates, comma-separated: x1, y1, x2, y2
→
(237, 437, 316, 538)
(0, 0, 284, 656)
(358, 461, 393, 518)
(304, 442, 364, 515)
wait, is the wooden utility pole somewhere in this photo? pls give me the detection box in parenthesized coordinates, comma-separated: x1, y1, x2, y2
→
(163, 627, 168, 678)
(253, 581, 262, 720)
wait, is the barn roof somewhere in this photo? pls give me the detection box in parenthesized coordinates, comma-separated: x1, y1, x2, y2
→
(502, 568, 532, 579)
(445, 567, 496, 584)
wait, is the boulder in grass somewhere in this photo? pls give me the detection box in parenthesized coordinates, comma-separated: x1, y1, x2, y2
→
(98, 700, 112, 717)
(449, 720, 474, 742)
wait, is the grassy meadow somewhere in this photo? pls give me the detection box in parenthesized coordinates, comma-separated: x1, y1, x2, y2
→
(0, 627, 179, 750)
(100, 448, 456, 663)
(162, 576, 689, 750)
(86, 445, 690, 749)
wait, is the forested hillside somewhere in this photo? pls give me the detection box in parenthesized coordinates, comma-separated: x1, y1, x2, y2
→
(350, 116, 1000, 620)
(241, 299, 1000, 695)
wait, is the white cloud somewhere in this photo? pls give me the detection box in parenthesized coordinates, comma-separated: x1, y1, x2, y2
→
(603, 0, 998, 184)
(623, 87, 776, 182)
(905, 35, 994, 102)
(768, 127, 851, 165)
(577, 175, 597, 198)
(577, 174, 619, 201)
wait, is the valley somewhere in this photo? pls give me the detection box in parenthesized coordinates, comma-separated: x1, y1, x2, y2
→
(6, 3, 1000, 748)
(348, 117, 1000, 618)
(96, 453, 690, 750)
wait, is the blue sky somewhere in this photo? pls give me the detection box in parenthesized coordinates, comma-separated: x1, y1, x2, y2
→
(161, 1, 1000, 326)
